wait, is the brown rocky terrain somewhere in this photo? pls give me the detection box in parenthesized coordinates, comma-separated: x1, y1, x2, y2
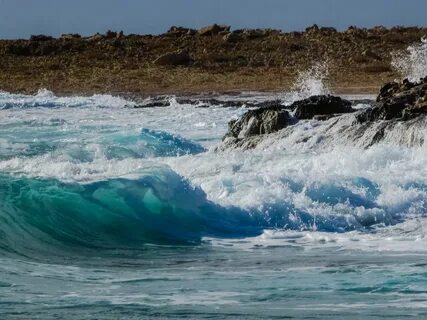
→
(0, 25, 426, 95)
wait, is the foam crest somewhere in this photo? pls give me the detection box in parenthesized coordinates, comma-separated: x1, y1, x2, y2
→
(208, 217, 427, 253)
(0, 89, 135, 109)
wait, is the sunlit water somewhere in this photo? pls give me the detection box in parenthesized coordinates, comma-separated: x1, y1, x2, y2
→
(0, 88, 426, 319)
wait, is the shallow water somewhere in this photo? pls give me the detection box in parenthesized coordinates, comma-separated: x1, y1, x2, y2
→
(0, 90, 426, 319)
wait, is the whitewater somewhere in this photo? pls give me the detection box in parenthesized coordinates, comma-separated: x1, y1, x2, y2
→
(0, 87, 426, 319)
(1, 42, 427, 318)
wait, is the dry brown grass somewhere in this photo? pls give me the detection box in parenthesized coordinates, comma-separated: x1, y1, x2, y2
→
(0, 26, 426, 95)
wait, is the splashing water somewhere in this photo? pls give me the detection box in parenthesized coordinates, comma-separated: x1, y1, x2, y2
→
(290, 62, 331, 101)
(1, 90, 427, 319)
(392, 38, 427, 82)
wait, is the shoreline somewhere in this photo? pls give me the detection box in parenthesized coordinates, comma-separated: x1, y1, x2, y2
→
(1, 25, 425, 96)
(9, 85, 380, 99)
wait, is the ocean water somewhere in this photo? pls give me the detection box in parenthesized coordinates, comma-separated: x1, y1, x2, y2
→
(0, 88, 426, 320)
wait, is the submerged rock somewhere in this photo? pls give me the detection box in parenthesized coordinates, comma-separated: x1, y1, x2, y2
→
(134, 96, 284, 109)
(290, 95, 354, 119)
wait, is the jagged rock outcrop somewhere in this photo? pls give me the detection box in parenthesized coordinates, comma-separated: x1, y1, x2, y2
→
(219, 87, 426, 151)
(220, 95, 355, 149)
(224, 106, 290, 140)
(290, 95, 354, 120)
(356, 77, 427, 122)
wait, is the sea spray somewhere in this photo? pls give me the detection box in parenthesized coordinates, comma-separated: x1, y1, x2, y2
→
(392, 38, 427, 82)
(290, 62, 331, 101)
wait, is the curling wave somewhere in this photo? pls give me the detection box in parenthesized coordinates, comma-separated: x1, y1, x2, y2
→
(0, 167, 425, 257)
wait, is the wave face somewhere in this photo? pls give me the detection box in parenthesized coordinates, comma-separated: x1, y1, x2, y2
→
(0, 89, 426, 257)
(1, 169, 424, 257)
(0, 170, 261, 254)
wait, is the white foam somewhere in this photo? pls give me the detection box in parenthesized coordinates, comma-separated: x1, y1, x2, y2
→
(0, 89, 135, 109)
(0, 90, 426, 244)
(206, 217, 427, 253)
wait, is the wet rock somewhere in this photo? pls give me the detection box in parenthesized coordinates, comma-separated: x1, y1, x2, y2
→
(175, 98, 283, 109)
(291, 95, 354, 119)
(134, 101, 171, 108)
(224, 106, 290, 140)
(153, 50, 192, 66)
(357, 77, 427, 122)
(133, 96, 172, 108)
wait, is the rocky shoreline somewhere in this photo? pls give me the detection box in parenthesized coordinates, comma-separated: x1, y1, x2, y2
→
(219, 77, 427, 150)
(0, 25, 426, 94)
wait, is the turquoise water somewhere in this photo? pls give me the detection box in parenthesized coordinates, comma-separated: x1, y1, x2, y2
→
(0, 90, 426, 319)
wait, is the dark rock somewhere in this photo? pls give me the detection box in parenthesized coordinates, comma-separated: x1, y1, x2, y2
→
(345, 26, 367, 38)
(305, 24, 319, 33)
(86, 33, 104, 42)
(134, 101, 171, 108)
(224, 105, 290, 140)
(371, 26, 388, 34)
(153, 50, 192, 66)
(198, 24, 230, 36)
(357, 77, 427, 123)
(134, 96, 285, 110)
(6, 42, 31, 56)
(404, 101, 427, 119)
(242, 29, 268, 39)
(134, 96, 171, 108)
(362, 49, 382, 60)
(320, 27, 337, 33)
(61, 33, 81, 40)
(105, 30, 118, 39)
(355, 103, 405, 122)
(30, 34, 54, 41)
(290, 95, 354, 119)
(223, 32, 241, 43)
(167, 26, 197, 36)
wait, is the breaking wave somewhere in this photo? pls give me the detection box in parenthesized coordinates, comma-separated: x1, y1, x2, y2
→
(0, 164, 425, 257)
(0, 72, 426, 258)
